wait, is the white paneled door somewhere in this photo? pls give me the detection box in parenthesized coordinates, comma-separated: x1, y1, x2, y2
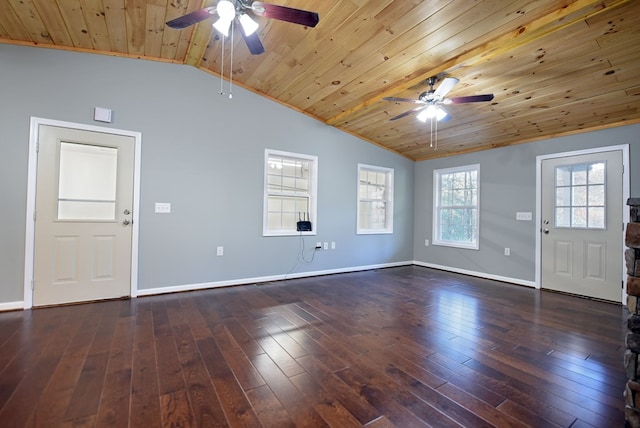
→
(33, 125, 134, 306)
(541, 150, 623, 301)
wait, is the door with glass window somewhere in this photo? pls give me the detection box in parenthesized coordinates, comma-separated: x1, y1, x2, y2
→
(33, 125, 134, 306)
(541, 150, 623, 301)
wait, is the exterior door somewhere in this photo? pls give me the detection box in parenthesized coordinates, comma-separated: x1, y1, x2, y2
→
(541, 150, 623, 301)
(33, 125, 134, 306)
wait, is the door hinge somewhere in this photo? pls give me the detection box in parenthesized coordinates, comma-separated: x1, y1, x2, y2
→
(31, 279, 35, 290)
(33, 210, 37, 221)
(36, 141, 40, 153)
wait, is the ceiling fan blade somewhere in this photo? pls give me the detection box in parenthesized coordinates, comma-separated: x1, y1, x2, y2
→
(240, 26, 265, 55)
(251, 1, 319, 27)
(383, 97, 425, 104)
(166, 7, 216, 29)
(389, 106, 426, 121)
(448, 94, 494, 104)
(434, 77, 459, 98)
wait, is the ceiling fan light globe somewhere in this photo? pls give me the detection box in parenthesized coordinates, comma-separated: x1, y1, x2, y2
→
(239, 13, 259, 36)
(213, 18, 232, 36)
(416, 109, 429, 123)
(425, 104, 437, 118)
(217, 0, 236, 21)
(435, 107, 447, 121)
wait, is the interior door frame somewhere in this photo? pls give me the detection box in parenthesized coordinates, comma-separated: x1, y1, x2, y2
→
(535, 144, 630, 303)
(23, 117, 142, 309)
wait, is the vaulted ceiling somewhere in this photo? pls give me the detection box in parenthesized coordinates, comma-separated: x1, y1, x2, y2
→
(1, 0, 639, 161)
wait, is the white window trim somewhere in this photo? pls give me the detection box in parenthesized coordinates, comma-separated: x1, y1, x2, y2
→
(357, 163, 394, 234)
(432, 163, 480, 250)
(263, 149, 318, 237)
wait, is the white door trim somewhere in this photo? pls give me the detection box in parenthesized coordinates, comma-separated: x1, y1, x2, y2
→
(23, 117, 142, 309)
(535, 144, 630, 303)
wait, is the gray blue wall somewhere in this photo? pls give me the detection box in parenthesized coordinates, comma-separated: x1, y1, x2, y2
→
(0, 44, 414, 304)
(1, 43, 638, 307)
(414, 125, 639, 283)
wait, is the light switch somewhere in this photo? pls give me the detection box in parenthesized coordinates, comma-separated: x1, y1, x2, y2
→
(216, 246, 224, 256)
(155, 202, 171, 213)
(516, 212, 532, 221)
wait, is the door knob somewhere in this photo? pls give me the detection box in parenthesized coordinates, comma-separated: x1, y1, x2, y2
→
(122, 219, 131, 226)
(543, 228, 549, 234)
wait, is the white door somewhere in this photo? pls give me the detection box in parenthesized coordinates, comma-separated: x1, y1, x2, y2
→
(541, 150, 623, 301)
(33, 125, 135, 307)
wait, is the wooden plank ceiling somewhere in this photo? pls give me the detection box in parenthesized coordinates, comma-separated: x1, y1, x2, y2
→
(1, 0, 639, 161)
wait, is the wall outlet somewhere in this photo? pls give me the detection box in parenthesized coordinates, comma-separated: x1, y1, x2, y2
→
(155, 202, 171, 213)
(425, 239, 429, 246)
(323, 242, 329, 250)
(216, 246, 224, 256)
(316, 242, 322, 249)
(504, 248, 510, 256)
(331, 241, 336, 250)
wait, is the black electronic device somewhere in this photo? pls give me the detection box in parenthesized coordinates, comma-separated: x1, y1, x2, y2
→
(296, 212, 312, 232)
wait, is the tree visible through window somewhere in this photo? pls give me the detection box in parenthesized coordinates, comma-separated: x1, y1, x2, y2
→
(357, 164, 393, 234)
(263, 149, 317, 236)
(554, 161, 605, 229)
(433, 164, 479, 249)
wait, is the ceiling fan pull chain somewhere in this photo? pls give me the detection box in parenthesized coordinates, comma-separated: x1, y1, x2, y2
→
(429, 117, 433, 148)
(229, 20, 234, 99)
(219, 32, 225, 96)
(434, 116, 438, 150)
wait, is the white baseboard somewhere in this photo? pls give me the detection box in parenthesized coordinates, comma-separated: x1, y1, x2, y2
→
(0, 301, 25, 312)
(1, 261, 533, 309)
(413, 261, 536, 288)
(136, 260, 413, 297)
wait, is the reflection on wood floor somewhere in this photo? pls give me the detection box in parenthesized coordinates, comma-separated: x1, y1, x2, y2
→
(0, 265, 626, 427)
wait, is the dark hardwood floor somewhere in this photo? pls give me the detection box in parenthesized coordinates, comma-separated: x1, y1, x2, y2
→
(0, 266, 627, 427)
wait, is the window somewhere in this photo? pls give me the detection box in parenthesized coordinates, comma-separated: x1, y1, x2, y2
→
(554, 161, 605, 229)
(58, 142, 118, 220)
(357, 164, 393, 234)
(433, 164, 480, 249)
(263, 149, 317, 236)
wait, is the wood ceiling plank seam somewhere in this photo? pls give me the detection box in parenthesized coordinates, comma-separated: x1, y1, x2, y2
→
(103, 0, 129, 54)
(286, 2, 458, 111)
(325, 0, 633, 127)
(0, 2, 32, 41)
(80, 0, 113, 51)
(450, 91, 637, 139)
(144, 3, 166, 58)
(278, 0, 462, 105)
(584, 0, 640, 27)
(445, 14, 640, 104)
(265, 1, 394, 99)
(31, 0, 74, 46)
(6, 0, 52, 44)
(124, 0, 146, 56)
(498, 57, 639, 105)
(336, 0, 554, 105)
(242, 1, 359, 95)
(317, 2, 584, 117)
(161, 0, 198, 61)
(199, 0, 331, 81)
(50, 0, 94, 49)
(198, 0, 326, 81)
(0, 22, 9, 39)
(183, 0, 216, 67)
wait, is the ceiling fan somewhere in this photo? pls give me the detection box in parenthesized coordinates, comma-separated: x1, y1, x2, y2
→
(165, 0, 320, 55)
(383, 76, 494, 123)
